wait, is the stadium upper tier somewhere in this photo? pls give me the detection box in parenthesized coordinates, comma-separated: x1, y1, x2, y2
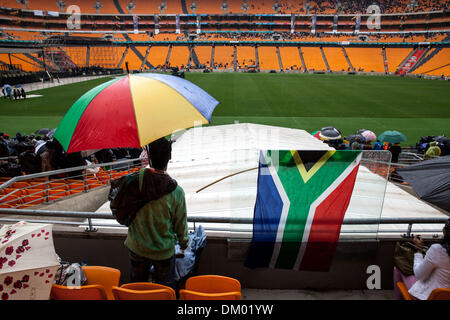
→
(0, 0, 448, 14)
(0, 7, 449, 35)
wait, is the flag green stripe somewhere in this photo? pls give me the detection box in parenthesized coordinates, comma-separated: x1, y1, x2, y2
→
(54, 77, 123, 151)
(275, 150, 360, 269)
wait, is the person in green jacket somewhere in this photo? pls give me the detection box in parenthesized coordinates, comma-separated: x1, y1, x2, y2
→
(424, 141, 441, 160)
(124, 137, 188, 289)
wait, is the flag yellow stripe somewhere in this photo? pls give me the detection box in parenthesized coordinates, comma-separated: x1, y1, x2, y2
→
(290, 150, 336, 183)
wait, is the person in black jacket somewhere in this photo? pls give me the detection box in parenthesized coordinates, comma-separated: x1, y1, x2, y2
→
(389, 143, 402, 163)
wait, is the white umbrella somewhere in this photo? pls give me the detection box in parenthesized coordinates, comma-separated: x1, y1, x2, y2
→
(0, 221, 60, 300)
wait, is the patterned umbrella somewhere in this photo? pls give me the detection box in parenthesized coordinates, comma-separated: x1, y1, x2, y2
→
(54, 73, 220, 153)
(0, 221, 59, 300)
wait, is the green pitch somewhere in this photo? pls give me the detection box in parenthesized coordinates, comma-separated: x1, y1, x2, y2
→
(0, 73, 449, 146)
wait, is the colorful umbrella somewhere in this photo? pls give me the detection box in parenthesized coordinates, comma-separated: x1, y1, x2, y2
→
(361, 130, 377, 141)
(0, 221, 60, 300)
(54, 73, 220, 153)
(378, 130, 407, 144)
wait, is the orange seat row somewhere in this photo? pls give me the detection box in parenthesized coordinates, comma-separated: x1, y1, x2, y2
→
(50, 267, 242, 301)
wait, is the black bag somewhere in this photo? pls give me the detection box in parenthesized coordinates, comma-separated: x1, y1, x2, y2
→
(393, 241, 428, 276)
(19, 150, 42, 174)
(108, 168, 177, 226)
(0, 162, 22, 177)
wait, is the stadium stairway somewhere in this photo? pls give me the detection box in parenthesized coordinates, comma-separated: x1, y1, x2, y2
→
(396, 48, 428, 75)
(320, 46, 331, 72)
(342, 47, 355, 72)
(297, 47, 307, 72)
(190, 45, 201, 67)
(254, 46, 260, 70)
(276, 46, 283, 70)
(165, 45, 173, 65)
(181, 0, 189, 14)
(382, 47, 389, 74)
(112, 0, 154, 71)
(210, 45, 215, 68)
(409, 35, 450, 73)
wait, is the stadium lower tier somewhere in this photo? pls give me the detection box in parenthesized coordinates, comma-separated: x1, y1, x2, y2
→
(1, 46, 449, 77)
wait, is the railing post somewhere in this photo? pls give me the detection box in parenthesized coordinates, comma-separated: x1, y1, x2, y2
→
(45, 175, 49, 203)
(85, 218, 98, 232)
(402, 223, 413, 238)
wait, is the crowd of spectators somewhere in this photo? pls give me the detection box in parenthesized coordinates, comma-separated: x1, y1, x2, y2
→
(274, 0, 448, 14)
(0, 132, 142, 178)
(167, 31, 448, 43)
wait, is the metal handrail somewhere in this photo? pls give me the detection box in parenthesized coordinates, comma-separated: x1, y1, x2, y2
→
(0, 208, 447, 224)
(0, 157, 144, 191)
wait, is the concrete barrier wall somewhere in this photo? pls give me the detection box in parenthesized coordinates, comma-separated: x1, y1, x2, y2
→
(51, 227, 404, 290)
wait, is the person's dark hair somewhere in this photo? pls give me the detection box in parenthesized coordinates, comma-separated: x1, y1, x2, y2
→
(147, 137, 172, 171)
(442, 218, 450, 257)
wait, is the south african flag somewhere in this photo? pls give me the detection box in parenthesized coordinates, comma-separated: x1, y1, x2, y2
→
(245, 150, 362, 272)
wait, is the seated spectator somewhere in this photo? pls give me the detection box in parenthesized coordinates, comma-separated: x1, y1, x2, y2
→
(394, 219, 450, 300)
(424, 141, 441, 159)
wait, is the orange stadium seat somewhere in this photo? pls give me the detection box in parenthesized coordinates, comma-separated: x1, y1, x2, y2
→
(397, 282, 450, 300)
(82, 266, 121, 300)
(213, 46, 234, 69)
(49, 182, 68, 190)
(195, 0, 221, 14)
(179, 289, 242, 300)
(169, 45, 189, 68)
(413, 48, 450, 76)
(113, 282, 176, 300)
(385, 48, 413, 73)
(193, 46, 212, 67)
(122, 47, 146, 71)
(258, 46, 280, 70)
(300, 47, 327, 72)
(67, 182, 86, 194)
(0, 194, 23, 207)
(280, 46, 302, 70)
(236, 46, 256, 69)
(22, 195, 45, 206)
(346, 48, 385, 73)
(25, 189, 45, 198)
(3, 188, 25, 196)
(50, 284, 108, 300)
(323, 47, 351, 72)
(112, 286, 176, 300)
(11, 181, 30, 189)
(185, 275, 242, 294)
(148, 46, 170, 68)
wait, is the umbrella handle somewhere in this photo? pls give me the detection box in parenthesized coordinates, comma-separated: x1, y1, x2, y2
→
(195, 167, 258, 193)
